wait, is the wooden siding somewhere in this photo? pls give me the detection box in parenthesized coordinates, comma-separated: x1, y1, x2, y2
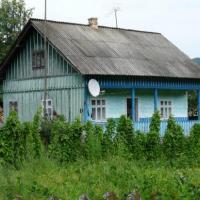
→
(3, 76, 84, 121)
(5, 29, 78, 80)
(3, 28, 84, 122)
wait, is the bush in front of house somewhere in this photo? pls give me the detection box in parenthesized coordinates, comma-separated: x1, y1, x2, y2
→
(102, 118, 116, 156)
(133, 130, 147, 160)
(49, 118, 84, 163)
(3, 110, 200, 169)
(146, 111, 161, 160)
(162, 115, 185, 161)
(84, 121, 103, 160)
(116, 115, 135, 156)
(149, 110, 161, 134)
(49, 118, 70, 162)
(0, 111, 35, 168)
(31, 109, 43, 159)
(188, 123, 200, 161)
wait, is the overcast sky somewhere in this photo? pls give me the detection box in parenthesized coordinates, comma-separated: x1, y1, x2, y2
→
(25, 0, 200, 58)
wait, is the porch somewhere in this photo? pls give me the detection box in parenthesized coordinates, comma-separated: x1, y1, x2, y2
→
(135, 119, 199, 136)
(84, 76, 200, 135)
(96, 119, 199, 136)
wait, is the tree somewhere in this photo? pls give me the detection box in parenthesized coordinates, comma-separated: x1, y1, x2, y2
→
(0, 0, 33, 62)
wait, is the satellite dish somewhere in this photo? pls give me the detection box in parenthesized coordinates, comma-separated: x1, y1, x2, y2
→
(88, 79, 100, 97)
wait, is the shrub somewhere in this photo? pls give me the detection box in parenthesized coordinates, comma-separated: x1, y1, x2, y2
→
(21, 122, 32, 160)
(163, 116, 185, 161)
(70, 118, 83, 160)
(0, 111, 29, 168)
(31, 109, 43, 158)
(188, 123, 200, 160)
(149, 111, 160, 134)
(146, 131, 160, 160)
(49, 118, 84, 163)
(146, 112, 161, 160)
(102, 118, 116, 156)
(116, 115, 135, 154)
(84, 121, 103, 160)
(40, 119, 52, 150)
(49, 119, 70, 162)
(133, 131, 147, 160)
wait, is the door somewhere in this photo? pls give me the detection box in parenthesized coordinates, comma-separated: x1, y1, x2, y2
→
(127, 98, 138, 121)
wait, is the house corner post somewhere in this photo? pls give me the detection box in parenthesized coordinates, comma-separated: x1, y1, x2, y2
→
(131, 88, 135, 121)
(198, 89, 200, 121)
(154, 88, 158, 112)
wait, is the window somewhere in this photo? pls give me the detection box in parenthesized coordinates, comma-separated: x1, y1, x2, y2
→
(9, 101, 18, 113)
(42, 99, 53, 119)
(160, 100, 172, 119)
(32, 50, 44, 69)
(91, 99, 106, 121)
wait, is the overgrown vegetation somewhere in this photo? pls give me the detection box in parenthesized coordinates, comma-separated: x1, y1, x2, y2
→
(0, 111, 200, 199)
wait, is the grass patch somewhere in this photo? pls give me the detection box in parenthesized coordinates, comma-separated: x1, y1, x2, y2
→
(0, 156, 200, 199)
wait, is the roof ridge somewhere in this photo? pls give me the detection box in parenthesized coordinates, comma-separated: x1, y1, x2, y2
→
(30, 18, 161, 35)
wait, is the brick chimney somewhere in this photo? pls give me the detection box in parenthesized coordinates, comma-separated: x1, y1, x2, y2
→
(88, 17, 98, 30)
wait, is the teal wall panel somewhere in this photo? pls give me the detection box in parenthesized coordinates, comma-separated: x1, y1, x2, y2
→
(3, 87, 84, 122)
(88, 89, 188, 121)
(3, 75, 84, 121)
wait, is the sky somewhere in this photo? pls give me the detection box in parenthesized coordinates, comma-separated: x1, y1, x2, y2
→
(25, 0, 200, 58)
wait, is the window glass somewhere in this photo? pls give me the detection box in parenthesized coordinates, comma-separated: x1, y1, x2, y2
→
(97, 107, 101, 120)
(9, 101, 18, 113)
(165, 108, 168, 118)
(48, 100, 52, 106)
(42, 99, 53, 120)
(169, 107, 172, 115)
(160, 100, 172, 119)
(160, 107, 164, 118)
(91, 108, 96, 120)
(102, 107, 106, 119)
(92, 100, 96, 105)
(91, 99, 106, 121)
(32, 50, 45, 69)
(97, 100, 101, 105)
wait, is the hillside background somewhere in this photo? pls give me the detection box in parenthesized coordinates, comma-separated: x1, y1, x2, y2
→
(193, 58, 200, 65)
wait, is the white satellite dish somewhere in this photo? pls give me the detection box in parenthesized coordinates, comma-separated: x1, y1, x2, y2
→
(88, 79, 100, 97)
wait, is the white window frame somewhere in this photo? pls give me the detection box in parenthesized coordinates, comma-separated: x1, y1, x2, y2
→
(160, 100, 172, 120)
(91, 99, 106, 122)
(42, 99, 53, 120)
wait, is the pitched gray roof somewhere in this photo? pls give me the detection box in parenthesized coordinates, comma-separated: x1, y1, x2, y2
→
(2, 18, 200, 79)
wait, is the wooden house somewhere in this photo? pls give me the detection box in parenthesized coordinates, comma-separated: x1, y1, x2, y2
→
(0, 18, 200, 134)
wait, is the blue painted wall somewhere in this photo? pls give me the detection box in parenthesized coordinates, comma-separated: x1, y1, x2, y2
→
(88, 89, 188, 121)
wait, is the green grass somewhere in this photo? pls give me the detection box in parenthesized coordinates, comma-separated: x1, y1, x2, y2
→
(1, 156, 200, 200)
